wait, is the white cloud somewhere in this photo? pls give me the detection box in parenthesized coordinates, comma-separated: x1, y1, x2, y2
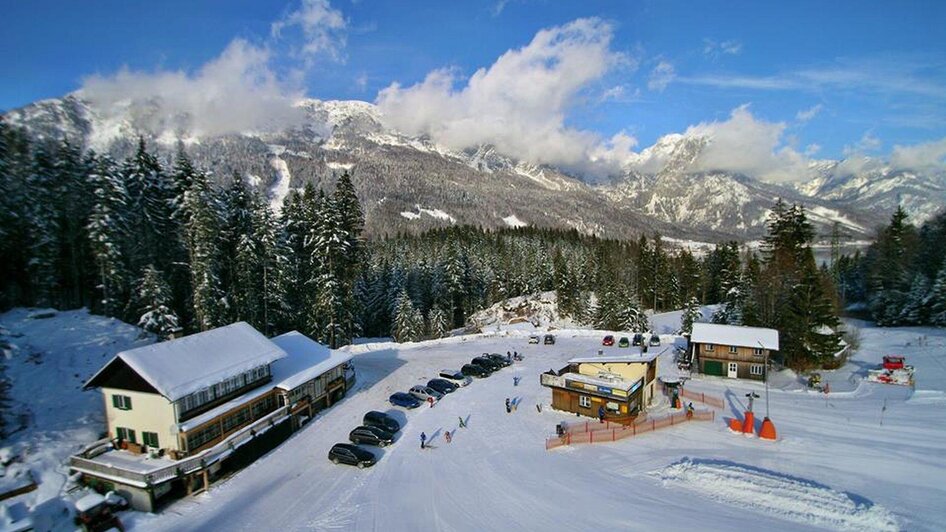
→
(355, 72, 369, 91)
(376, 17, 630, 176)
(844, 131, 882, 156)
(589, 131, 639, 168)
(79, 39, 305, 137)
(271, 0, 347, 64)
(648, 61, 676, 92)
(795, 104, 823, 123)
(703, 39, 742, 58)
(681, 104, 808, 182)
(78, 0, 349, 138)
(890, 137, 946, 171)
(805, 143, 821, 156)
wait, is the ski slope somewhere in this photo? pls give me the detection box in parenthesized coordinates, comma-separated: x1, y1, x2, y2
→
(128, 324, 946, 531)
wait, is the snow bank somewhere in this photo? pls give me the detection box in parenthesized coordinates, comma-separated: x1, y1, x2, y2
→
(653, 459, 898, 531)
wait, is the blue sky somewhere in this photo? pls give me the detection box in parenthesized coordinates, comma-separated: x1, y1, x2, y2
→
(2, 0, 945, 174)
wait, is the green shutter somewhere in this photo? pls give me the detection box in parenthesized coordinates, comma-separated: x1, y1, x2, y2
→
(125, 396, 132, 410)
(704, 360, 724, 376)
(112, 395, 120, 408)
(127, 429, 136, 444)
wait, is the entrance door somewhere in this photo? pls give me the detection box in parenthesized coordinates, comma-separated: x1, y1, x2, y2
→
(727, 362, 738, 378)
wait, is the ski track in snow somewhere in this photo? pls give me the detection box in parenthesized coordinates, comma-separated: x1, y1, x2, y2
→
(268, 154, 292, 212)
(652, 459, 898, 531)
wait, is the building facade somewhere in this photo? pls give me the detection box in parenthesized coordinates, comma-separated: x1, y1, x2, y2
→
(75, 323, 354, 511)
(541, 352, 659, 422)
(690, 323, 779, 381)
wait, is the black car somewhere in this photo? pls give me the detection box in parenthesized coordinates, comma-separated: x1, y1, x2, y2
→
(462, 363, 489, 377)
(363, 411, 401, 433)
(328, 443, 376, 468)
(632, 333, 644, 346)
(427, 378, 459, 395)
(543, 334, 556, 345)
(349, 425, 394, 447)
(472, 356, 502, 372)
(486, 353, 512, 367)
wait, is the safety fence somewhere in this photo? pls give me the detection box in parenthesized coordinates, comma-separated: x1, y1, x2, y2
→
(545, 409, 715, 450)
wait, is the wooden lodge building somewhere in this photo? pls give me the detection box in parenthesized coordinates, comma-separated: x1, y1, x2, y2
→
(690, 323, 779, 381)
(73, 323, 355, 511)
(540, 350, 659, 422)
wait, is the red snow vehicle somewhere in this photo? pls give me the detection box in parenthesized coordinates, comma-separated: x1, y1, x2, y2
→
(867, 355, 915, 387)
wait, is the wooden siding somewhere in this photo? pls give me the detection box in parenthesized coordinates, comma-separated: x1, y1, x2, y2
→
(695, 342, 770, 363)
(697, 357, 766, 381)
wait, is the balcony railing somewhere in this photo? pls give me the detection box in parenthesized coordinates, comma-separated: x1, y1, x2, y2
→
(70, 404, 291, 488)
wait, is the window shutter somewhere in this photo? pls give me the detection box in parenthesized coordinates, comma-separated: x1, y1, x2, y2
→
(125, 396, 132, 410)
(112, 395, 120, 408)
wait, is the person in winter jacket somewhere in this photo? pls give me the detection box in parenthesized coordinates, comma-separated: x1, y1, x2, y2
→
(598, 405, 606, 423)
(420, 432, 427, 449)
(445, 431, 452, 443)
(505, 398, 511, 413)
(458, 416, 466, 428)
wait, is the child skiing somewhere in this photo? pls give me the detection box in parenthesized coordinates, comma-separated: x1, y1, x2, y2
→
(458, 416, 466, 428)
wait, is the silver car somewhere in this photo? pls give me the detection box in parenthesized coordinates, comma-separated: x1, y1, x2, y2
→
(409, 385, 443, 402)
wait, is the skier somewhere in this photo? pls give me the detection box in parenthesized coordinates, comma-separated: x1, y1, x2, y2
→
(445, 431, 452, 444)
(428, 396, 434, 408)
(598, 405, 606, 423)
(505, 398, 511, 413)
(686, 402, 694, 419)
(513, 376, 520, 386)
(536, 403, 542, 413)
(420, 431, 427, 449)
(458, 416, 466, 428)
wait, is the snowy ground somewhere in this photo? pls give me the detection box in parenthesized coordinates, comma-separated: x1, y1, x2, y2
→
(3, 308, 945, 531)
(0, 308, 153, 531)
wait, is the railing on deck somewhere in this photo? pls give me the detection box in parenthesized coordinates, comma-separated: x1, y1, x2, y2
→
(70, 404, 291, 486)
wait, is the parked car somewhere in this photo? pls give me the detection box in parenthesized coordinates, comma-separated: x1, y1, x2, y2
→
(439, 369, 473, 386)
(427, 378, 459, 395)
(632, 333, 644, 346)
(618, 336, 630, 348)
(649, 334, 661, 347)
(461, 363, 489, 378)
(389, 392, 422, 409)
(602, 335, 615, 346)
(363, 411, 400, 433)
(486, 353, 512, 367)
(328, 443, 376, 468)
(409, 385, 443, 402)
(543, 334, 556, 345)
(472, 356, 502, 372)
(528, 335, 540, 344)
(349, 425, 394, 447)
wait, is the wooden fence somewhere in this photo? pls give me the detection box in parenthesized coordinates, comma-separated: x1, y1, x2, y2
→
(546, 409, 714, 450)
(678, 388, 725, 410)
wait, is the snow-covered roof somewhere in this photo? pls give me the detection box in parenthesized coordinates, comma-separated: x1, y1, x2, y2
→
(690, 323, 779, 350)
(270, 331, 353, 391)
(561, 372, 640, 393)
(568, 351, 660, 365)
(87, 322, 287, 401)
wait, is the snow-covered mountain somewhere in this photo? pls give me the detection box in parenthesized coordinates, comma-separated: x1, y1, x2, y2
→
(5, 94, 939, 240)
(797, 159, 946, 225)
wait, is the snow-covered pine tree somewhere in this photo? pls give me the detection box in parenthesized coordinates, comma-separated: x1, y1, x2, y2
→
(25, 141, 61, 307)
(136, 265, 180, 341)
(392, 289, 421, 342)
(183, 169, 225, 331)
(898, 274, 930, 325)
(222, 176, 262, 326)
(680, 296, 702, 335)
(122, 137, 173, 271)
(87, 154, 131, 317)
(929, 266, 946, 326)
(428, 306, 448, 339)
(310, 192, 353, 347)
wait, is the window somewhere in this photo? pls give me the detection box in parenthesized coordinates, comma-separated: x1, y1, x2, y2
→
(704, 344, 714, 352)
(729, 346, 738, 354)
(116, 427, 136, 443)
(142, 431, 159, 448)
(750, 364, 765, 377)
(753, 348, 764, 357)
(579, 395, 591, 408)
(112, 394, 132, 410)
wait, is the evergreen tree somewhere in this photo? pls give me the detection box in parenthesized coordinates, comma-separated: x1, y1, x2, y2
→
(680, 296, 702, 335)
(428, 306, 449, 339)
(87, 155, 130, 316)
(928, 266, 946, 326)
(25, 142, 61, 306)
(392, 289, 422, 342)
(136, 265, 180, 340)
(183, 170, 224, 330)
